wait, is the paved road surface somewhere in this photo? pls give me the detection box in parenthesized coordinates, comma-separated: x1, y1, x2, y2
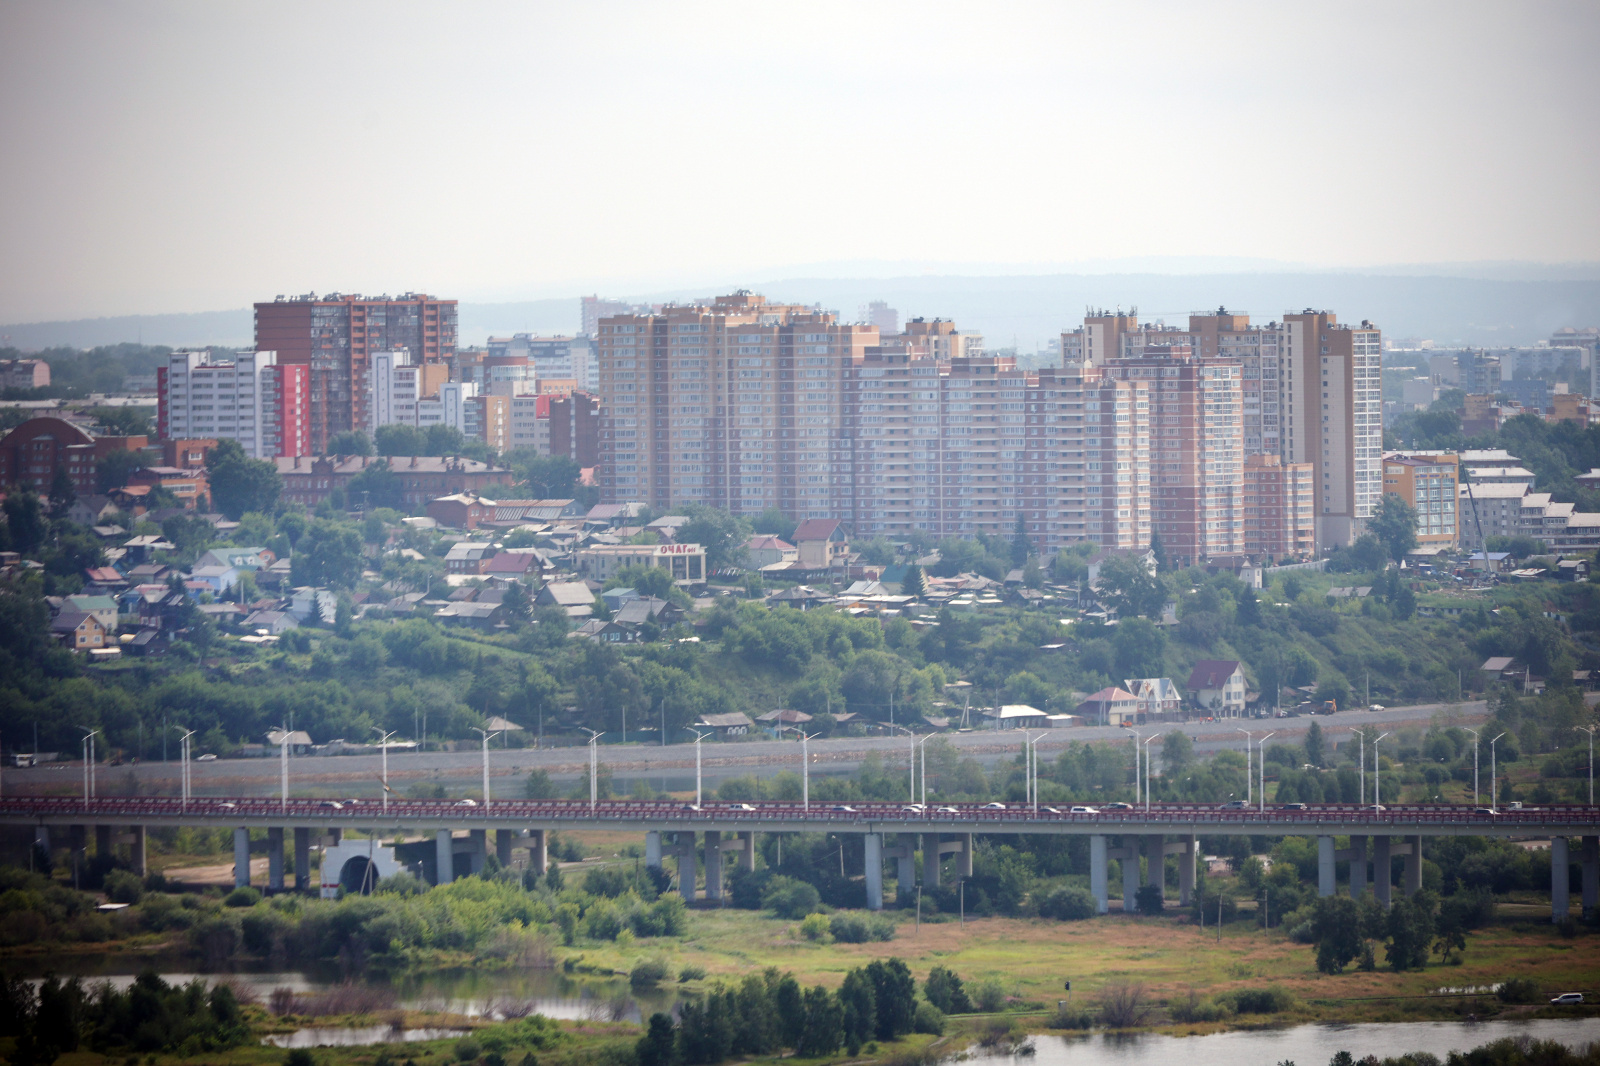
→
(13, 701, 1485, 800)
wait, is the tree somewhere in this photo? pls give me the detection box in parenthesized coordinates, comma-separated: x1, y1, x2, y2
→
(1096, 553, 1166, 619)
(1385, 891, 1437, 971)
(2, 491, 46, 554)
(290, 520, 364, 589)
(1236, 584, 1262, 626)
(1162, 730, 1194, 773)
(837, 969, 876, 1054)
(795, 986, 842, 1058)
(864, 959, 915, 1041)
(1305, 720, 1325, 767)
(1311, 896, 1362, 973)
(47, 465, 76, 516)
(1149, 529, 1169, 572)
(325, 430, 373, 457)
(374, 423, 427, 457)
(1006, 671, 1051, 708)
(502, 582, 531, 626)
(1368, 493, 1419, 563)
(508, 451, 582, 498)
(637, 1012, 677, 1066)
(901, 563, 927, 599)
(95, 448, 145, 494)
(347, 458, 404, 511)
(1010, 515, 1031, 566)
(1113, 617, 1167, 680)
(677, 506, 752, 570)
(205, 439, 282, 520)
(923, 966, 973, 1014)
(753, 506, 798, 542)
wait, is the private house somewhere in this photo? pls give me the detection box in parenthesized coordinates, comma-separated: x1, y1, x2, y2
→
(52, 610, 108, 652)
(747, 535, 798, 569)
(1122, 677, 1181, 719)
(694, 712, 755, 738)
(1077, 687, 1140, 726)
(444, 542, 495, 574)
(792, 519, 849, 570)
(537, 581, 596, 619)
(1187, 660, 1248, 717)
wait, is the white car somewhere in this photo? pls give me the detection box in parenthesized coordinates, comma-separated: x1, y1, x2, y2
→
(196, 753, 218, 762)
(1369, 704, 1386, 712)
(831, 805, 857, 813)
(1069, 805, 1099, 814)
(902, 804, 926, 812)
(454, 798, 479, 807)
(1551, 992, 1584, 1004)
(981, 802, 1007, 810)
(936, 806, 960, 813)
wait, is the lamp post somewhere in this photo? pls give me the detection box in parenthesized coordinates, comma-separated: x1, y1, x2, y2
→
(692, 730, 711, 806)
(1257, 732, 1275, 811)
(1462, 727, 1481, 805)
(372, 727, 397, 814)
(268, 727, 290, 812)
(1142, 733, 1162, 812)
(1351, 728, 1367, 804)
(178, 728, 196, 811)
(1489, 733, 1506, 808)
(583, 729, 604, 811)
(1576, 726, 1596, 805)
(1129, 730, 1143, 805)
(77, 727, 100, 811)
(918, 733, 932, 805)
(800, 731, 817, 813)
(473, 728, 501, 809)
(1237, 728, 1255, 805)
(1372, 732, 1390, 808)
(894, 725, 916, 802)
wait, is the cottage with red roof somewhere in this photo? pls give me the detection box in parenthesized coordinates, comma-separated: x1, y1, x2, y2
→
(1187, 659, 1247, 717)
(792, 519, 848, 570)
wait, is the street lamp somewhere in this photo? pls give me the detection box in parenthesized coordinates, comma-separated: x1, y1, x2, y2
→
(268, 726, 291, 812)
(473, 727, 501, 809)
(582, 729, 605, 811)
(1237, 728, 1255, 805)
(178, 728, 196, 811)
(77, 726, 100, 811)
(692, 730, 711, 807)
(918, 733, 932, 806)
(1351, 728, 1367, 805)
(1372, 732, 1390, 808)
(372, 727, 398, 814)
(1129, 730, 1144, 806)
(1489, 733, 1506, 808)
(1462, 727, 1481, 806)
(1257, 731, 1276, 811)
(1576, 726, 1596, 805)
(1142, 733, 1162, 812)
(800, 731, 818, 813)
(894, 725, 916, 802)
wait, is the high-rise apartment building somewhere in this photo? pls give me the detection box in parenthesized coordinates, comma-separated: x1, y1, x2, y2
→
(1382, 451, 1459, 548)
(254, 292, 458, 454)
(486, 334, 597, 392)
(509, 392, 602, 465)
(1242, 454, 1315, 558)
(157, 350, 309, 458)
(368, 351, 478, 442)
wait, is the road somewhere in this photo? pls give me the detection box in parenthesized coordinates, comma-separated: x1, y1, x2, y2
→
(8, 701, 1486, 801)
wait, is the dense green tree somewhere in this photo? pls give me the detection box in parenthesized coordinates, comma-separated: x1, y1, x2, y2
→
(95, 449, 145, 494)
(922, 966, 973, 1014)
(1096, 553, 1166, 619)
(1385, 891, 1438, 971)
(1235, 584, 1262, 626)
(1312, 895, 1362, 973)
(1113, 617, 1167, 679)
(1162, 730, 1195, 773)
(1010, 515, 1032, 566)
(637, 1012, 677, 1066)
(677, 505, 751, 569)
(3, 491, 47, 554)
(795, 986, 842, 1058)
(837, 968, 876, 1053)
(374, 423, 427, 457)
(507, 451, 582, 498)
(347, 458, 404, 511)
(752, 506, 797, 542)
(290, 519, 364, 589)
(864, 959, 915, 1041)
(205, 439, 282, 519)
(901, 563, 926, 598)
(1369, 493, 1419, 562)
(1305, 721, 1325, 767)
(325, 430, 373, 457)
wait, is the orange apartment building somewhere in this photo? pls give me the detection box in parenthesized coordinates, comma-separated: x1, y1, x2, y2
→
(1382, 451, 1459, 549)
(1243, 454, 1315, 558)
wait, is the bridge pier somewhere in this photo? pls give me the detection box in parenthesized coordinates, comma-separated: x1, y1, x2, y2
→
(1582, 837, 1598, 919)
(435, 829, 453, 885)
(268, 827, 284, 891)
(738, 831, 756, 873)
(1090, 835, 1108, 914)
(1343, 835, 1368, 898)
(922, 833, 941, 888)
(1373, 837, 1392, 907)
(1174, 834, 1196, 906)
(865, 833, 883, 911)
(233, 827, 250, 888)
(469, 829, 487, 875)
(294, 828, 311, 890)
(95, 825, 112, 860)
(674, 834, 698, 900)
(884, 839, 914, 899)
(1318, 835, 1336, 897)
(526, 829, 547, 875)
(496, 829, 514, 867)
(1144, 835, 1163, 897)
(1107, 838, 1140, 911)
(645, 831, 661, 869)
(1552, 837, 1570, 923)
(130, 826, 146, 877)
(1404, 835, 1423, 896)
(957, 833, 974, 878)
(68, 825, 85, 882)
(705, 834, 724, 901)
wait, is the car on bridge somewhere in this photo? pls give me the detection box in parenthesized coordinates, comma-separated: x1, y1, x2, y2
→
(1070, 806, 1099, 814)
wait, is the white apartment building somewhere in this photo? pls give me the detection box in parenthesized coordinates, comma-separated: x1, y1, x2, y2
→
(486, 334, 597, 392)
(157, 350, 309, 458)
(369, 350, 477, 436)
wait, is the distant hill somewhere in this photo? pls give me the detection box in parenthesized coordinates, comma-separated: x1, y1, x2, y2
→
(5, 271, 1598, 352)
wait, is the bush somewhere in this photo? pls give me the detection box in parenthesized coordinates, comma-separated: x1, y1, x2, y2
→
(1498, 977, 1541, 1004)
(829, 912, 895, 943)
(1134, 884, 1164, 916)
(1223, 987, 1294, 1014)
(970, 978, 1007, 1013)
(924, 965, 974, 1014)
(455, 1038, 482, 1062)
(285, 1051, 316, 1066)
(629, 957, 670, 988)
(912, 1002, 945, 1035)
(761, 876, 821, 919)
(798, 913, 831, 941)
(1036, 884, 1097, 920)
(224, 886, 261, 908)
(1096, 981, 1151, 1028)
(103, 869, 144, 904)
(677, 965, 706, 983)
(1048, 1005, 1093, 1030)
(1169, 988, 1233, 1023)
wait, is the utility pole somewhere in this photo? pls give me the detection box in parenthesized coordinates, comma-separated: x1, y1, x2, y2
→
(801, 731, 817, 813)
(268, 726, 290, 812)
(1142, 733, 1162, 812)
(1130, 730, 1143, 805)
(1352, 729, 1367, 805)
(179, 729, 195, 810)
(583, 729, 604, 810)
(373, 728, 397, 814)
(473, 727, 501, 809)
(693, 730, 711, 806)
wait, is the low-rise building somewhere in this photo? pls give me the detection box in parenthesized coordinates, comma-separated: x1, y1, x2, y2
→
(1122, 677, 1181, 719)
(1077, 687, 1139, 726)
(1186, 659, 1247, 717)
(1382, 452, 1459, 549)
(575, 542, 706, 585)
(277, 455, 513, 510)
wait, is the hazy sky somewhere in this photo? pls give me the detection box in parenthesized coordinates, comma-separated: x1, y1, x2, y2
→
(2, 0, 1598, 323)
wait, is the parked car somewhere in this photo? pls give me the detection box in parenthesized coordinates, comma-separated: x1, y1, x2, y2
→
(1551, 992, 1584, 1004)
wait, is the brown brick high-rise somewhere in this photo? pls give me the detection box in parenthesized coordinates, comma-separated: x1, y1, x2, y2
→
(254, 292, 457, 454)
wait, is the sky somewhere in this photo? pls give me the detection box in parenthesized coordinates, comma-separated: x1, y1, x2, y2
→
(1, 0, 1598, 324)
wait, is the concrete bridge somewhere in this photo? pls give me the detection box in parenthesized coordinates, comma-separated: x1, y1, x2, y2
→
(9, 796, 1598, 920)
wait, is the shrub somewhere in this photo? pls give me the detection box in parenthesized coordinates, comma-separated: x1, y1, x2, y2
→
(798, 913, 831, 941)
(629, 957, 670, 988)
(1096, 981, 1151, 1028)
(1134, 884, 1164, 916)
(285, 1052, 316, 1066)
(1048, 1005, 1093, 1030)
(1498, 977, 1541, 1004)
(1223, 987, 1294, 1014)
(923, 965, 974, 1014)
(912, 1002, 945, 1035)
(761, 876, 821, 919)
(103, 869, 144, 905)
(1036, 884, 1097, 920)
(829, 912, 895, 943)
(455, 1038, 481, 1062)
(1169, 988, 1232, 1023)
(224, 886, 261, 908)
(970, 978, 1007, 1013)
(677, 965, 706, 983)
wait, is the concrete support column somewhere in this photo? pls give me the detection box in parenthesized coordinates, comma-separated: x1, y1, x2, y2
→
(1374, 837, 1392, 908)
(959, 833, 974, 879)
(1404, 835, 1423, 897)
(294, 828, 311, 891)
(738, 831, 756, 873)
(268, 827, 285, 891)
(68, 824, 86, 866)
(1177, 835, 1196, 906)
(645, 831, 662, 868)
(1552, 836, 1570, 923)
(527, 829, 547, 875)
(1318, 835, 1336, 897)
(1090, 835, 1109, 915)
(1348, 835, 1367, 899)
(865, 834, 884, 911)
(435, 829, 454, 885)
(1144, 835, 1163, 893)
(496, 829, 514, 867)
(676, 834, 698, 901)
(328, 828, 342, 846)
(1122, 841, 1140, 912)
(468, 829, 487, 875)
(922, 833, 941, 889)
(95, 824, 112, 859)
(704, 834, 724, 901)
(893, 844, 914, 896)
(233, 827, 251, 888)
(1581, 837, 1598, 919)
(130, 826, 146, 877)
